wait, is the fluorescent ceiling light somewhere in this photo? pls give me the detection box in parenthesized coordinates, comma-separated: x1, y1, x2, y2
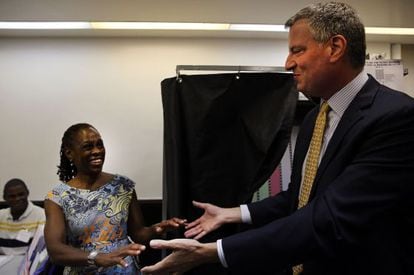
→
(0, 22, 90, 29)
(229, 24, 287, 32)
(91, 22, 230, 30)
(0, 22, 413, 36)
(365, 27, 414, 35)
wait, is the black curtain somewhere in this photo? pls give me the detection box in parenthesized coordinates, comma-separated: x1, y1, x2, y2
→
(161, 72, 297, 274)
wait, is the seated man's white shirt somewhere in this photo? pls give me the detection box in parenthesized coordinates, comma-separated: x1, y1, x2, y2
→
(0, 202, 45, 255)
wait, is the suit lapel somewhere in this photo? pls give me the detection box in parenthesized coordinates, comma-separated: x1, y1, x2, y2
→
(296, 108, 318, 169)
(312, 76, 380, 192)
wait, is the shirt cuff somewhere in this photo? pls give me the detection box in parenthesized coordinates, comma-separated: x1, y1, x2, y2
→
(240, 204, 252, 224)
(217, 239, 228, 268)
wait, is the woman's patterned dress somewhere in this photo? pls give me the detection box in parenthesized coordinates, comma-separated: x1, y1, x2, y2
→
(46, 175, 139, 274)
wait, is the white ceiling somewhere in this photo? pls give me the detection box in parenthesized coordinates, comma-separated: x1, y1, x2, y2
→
(1, 0, 413, 44)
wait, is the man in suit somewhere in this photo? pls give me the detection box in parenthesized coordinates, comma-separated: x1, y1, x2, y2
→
(141, 2, 414, 274)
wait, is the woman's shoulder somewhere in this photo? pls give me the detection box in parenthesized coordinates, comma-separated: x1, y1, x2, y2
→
(48, 182, 69, 193)
(111, 174, 136, 189)
(45, 182, 69, 202)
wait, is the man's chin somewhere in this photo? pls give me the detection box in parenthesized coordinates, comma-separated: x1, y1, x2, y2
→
(12, 203, 28, 212)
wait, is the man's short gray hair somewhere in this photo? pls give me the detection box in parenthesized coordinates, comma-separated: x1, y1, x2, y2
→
(285, 2, 366, 69)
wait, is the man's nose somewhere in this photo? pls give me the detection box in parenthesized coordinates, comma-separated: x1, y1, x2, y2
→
(285, 56, 295, 71)
(16, 194, 26, 200)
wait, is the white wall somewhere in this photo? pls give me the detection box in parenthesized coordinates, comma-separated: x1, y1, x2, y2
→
(366, 43, 391, 60)
(402, 45, 414, 97)
(0, 37, 289, 200)
(0, 37, 394, 200)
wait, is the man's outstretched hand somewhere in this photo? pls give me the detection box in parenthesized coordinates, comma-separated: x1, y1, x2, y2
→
(141, 239, 219, 275)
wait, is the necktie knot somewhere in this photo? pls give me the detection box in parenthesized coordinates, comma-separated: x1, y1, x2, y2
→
(319, 101, 330, 115)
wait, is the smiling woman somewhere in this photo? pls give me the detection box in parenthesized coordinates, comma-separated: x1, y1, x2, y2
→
(43, 123, 186, 274)
(57, 123, 107, 184)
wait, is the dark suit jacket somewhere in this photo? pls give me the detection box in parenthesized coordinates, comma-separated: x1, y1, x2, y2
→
(222, 76, 414, 275)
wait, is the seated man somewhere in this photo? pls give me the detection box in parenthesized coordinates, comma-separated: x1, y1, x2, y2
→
(0, 178, 45, 255)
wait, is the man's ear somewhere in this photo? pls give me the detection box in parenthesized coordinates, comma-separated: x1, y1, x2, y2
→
(328, 34, 347, 63)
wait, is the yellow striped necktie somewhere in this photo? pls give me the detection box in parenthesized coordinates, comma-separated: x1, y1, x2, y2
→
(293, 101, 330, 275)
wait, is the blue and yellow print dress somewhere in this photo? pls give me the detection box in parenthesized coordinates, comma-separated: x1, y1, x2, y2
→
(46, 174, 139, 275)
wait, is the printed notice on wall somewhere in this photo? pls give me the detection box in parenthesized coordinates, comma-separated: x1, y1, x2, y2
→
(364, 60, 404, 91)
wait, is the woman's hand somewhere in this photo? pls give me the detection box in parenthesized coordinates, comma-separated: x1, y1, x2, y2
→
(95, 243, 145, 268)
(152, 217, 187, 235)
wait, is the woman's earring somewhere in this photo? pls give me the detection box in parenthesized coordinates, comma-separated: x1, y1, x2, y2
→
(69, 160, 75, 173)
